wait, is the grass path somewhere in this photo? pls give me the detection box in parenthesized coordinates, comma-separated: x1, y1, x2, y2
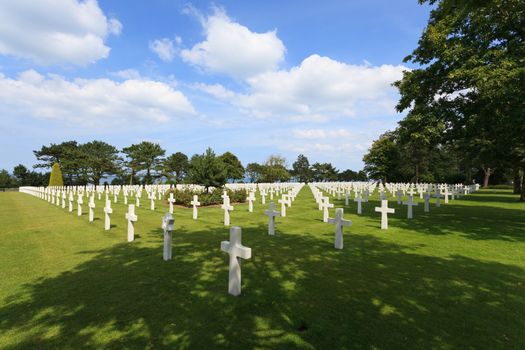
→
(0, 188, 524, 349)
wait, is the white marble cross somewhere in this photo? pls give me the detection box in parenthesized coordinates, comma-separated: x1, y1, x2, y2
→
(396, 190, 403, 204)
(113, 193, 118, 204)
(125, 204, 138, 242)
(261, 190, 267, 204)
(278, 194, 290, 217)
(403, 195, 418, 219)
(435, 189, 441, 207)
(321, 197, 334, 222)
(327, 208, 352, 249)
(61, 191, 66, 208)
(88, 195, 95, 222)
(354, 193, 363, 215)
(269, 188, 275, 200)
(375, 200, 395, 230)
(443, 187, 450, 204)
(191, 195, 200, 220)
(264, 202, 281, 235)
(68, 192, 73, 212)
(136, 195, 140, 207)
(124, 194, 128, 205)
(247, 191, 256, 212)
(221, 195, 234, 226)
(364, 189, 370, 202)
(150, 196, 155, 211)
(103, 199, 112, 230)
(423, 193, 430, 213)
(77, 194, 83, 217)
(168, 193, 175, 214)
(220, 226, 252, 296)
(345, 190, 350, 206)
(162, 213, 174, 261)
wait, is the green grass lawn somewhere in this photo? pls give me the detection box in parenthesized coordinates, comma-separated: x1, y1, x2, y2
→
(0, 188, 524, 349)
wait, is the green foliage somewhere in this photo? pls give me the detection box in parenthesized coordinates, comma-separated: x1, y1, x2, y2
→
(395, 0, 525, 196)
(0, 169, 14, 188)
(188, 148, 227, 190)
(261, 155, 290, 183)
(48, 163, 64, 187)
(218, 152, 245, 182)
(292, 154, 311, 183)
(310, 162, 338, 182)
(245, 162, 264, 183)
(338, 169, 368, 182)
(122, 141, 166, 184)
(79, 141, 121, 185)
(164, 152, 189, 183)
(165, 188, 247, 206)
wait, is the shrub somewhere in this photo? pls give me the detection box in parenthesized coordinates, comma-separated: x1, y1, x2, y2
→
(48, 163, 64, 187)
(165, 187, 247, 207)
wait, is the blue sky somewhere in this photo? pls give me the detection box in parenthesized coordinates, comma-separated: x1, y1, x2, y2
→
(0, 0, 433, 172)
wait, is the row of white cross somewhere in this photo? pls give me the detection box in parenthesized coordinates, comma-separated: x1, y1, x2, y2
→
(19, 181, 477, 297)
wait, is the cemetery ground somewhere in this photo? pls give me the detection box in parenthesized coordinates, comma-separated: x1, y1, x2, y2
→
(0, 189, 524, 349)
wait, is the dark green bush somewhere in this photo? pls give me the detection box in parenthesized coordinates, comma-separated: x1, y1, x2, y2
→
(164, 187, 247, 207)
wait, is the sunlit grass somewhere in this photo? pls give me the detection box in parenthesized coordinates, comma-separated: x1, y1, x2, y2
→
(0, 188, 524, 349)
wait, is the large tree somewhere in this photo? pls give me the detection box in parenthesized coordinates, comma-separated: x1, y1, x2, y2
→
(188, 148, 227, 190)
(164, 152, 189, 183)
(261, 155, 290, 183)
(395, 0, 525, 198)
(245, 163, 263, 183)
(122, 141, 165, 184)
(311, 162, 339, 182)
(292, 154, 311, 183)
(33, 141, 81, 184)
(78, 141, 121, 185)
(219, 152, 245, 182)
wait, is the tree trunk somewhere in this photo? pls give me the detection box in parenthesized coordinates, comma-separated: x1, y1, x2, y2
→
(482, 167, 493, 188)
(521, 172, 525, 202)
(129, 169, 134, 185)
(513, 167, 522, 194)
(415, 164, 419, 183)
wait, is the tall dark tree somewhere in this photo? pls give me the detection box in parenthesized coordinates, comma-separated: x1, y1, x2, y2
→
(245, 163, 263, 183)
(188, 148, 227, 190)
(261, 155, 290, 183)
(164, 152, 189, 183)
(292, 154, 311, 183)
(219, 152, 245, 182)
(0, 169, 14, 188)
(311, 162, 338, 182)
(122, 141, 165, 184)
(395, 0, 525, 199)
(78, 141, 121, 185)
(33, 141, 81, 184)
(13, 164, 29, 186)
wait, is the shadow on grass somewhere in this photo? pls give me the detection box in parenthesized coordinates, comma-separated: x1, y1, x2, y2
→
(0, 222, 524, 349)
(329, 193, 525, 243)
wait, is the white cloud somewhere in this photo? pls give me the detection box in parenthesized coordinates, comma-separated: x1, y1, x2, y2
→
(180, 8, 285, 79)
(196, 54, 407, 121)
(149, 38, 175, 62)
(292, 128, 351, 139)
(192, 83, 236, 99)
(0, 70, 196, 127)
(111, 69, 141, 80)
(238, 54, 406, 119)
(0, 0, 122, 66)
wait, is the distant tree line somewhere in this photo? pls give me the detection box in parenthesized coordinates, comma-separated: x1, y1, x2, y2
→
(0, 141, 367, 188)
(363, 0, 524, 200)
